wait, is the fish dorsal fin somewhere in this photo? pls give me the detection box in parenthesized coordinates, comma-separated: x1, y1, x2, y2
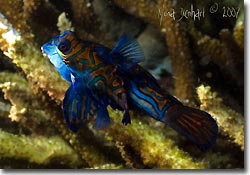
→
(112, 34, 144, 69)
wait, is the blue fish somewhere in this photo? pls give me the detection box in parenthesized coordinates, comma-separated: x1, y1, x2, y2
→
(41, 30, 218, 151)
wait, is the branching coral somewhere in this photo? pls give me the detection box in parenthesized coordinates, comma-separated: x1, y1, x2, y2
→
(101, 108, 205, 169)
(114, 0, 196, 103)
(233, 21, 244, 50)
(0, 21, 68, 103)
(0, 0, 32, 39)
(189, 24, 243, 87)
(0, 10, 125, 169)
(70, 0, 114, 46)
(0, 101, 11, 119)
(0, 72, 124, 168)
(0, 72, 59, 135)
(0, 129, 80, 167)
(57, 12, 74, 33)
(158, 0, 196, 103)
(70, 0, 101, 35)
(197, 85, 244, 150)
(23, 0, 42, 18)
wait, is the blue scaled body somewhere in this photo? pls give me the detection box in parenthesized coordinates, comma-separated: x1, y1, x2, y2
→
(41, 30, 218, 151)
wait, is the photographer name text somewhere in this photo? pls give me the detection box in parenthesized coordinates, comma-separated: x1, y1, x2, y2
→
(158, 3, 240, 26)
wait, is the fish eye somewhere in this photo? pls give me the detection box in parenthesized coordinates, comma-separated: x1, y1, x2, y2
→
(58, 39, 71, 53)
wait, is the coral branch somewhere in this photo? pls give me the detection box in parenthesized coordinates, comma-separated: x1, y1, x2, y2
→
(189, 25, 243, 86)
(57, 12, 74, 33)
(0, 14, 124, 168)
(0, 129, 80, 167)
(233, 21, 244, 50)
(115, 141, 145, 168)
(0, 71, 123, 168)
(113, 0, 158, 26)
(102, 108, 205, 169)
(70, 0, 113, 46)
(114, 0, 196, 103)
(197, 85, 244, 150)
(158, 0, 195, 103)
(23, 0, 42, 18)
(0, 22, 68, 103)
(0, 0, 32, 39)
(0, 72, 58, 135)
(0, 101, 11, 118)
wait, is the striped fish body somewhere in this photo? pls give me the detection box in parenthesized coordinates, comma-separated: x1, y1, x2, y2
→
(119, 65, 218, 151)
(51, 31, 131, 125)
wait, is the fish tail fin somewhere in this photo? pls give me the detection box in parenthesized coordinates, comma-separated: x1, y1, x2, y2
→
(162, 105, 218, 151)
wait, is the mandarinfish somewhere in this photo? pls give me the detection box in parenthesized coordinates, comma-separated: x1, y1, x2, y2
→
(41, 30, 218, 151)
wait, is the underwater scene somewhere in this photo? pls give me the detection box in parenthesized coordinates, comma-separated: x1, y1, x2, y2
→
(0, 0, 244, 169)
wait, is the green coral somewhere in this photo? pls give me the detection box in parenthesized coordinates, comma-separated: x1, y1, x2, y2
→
(0, 72, 124, 168)
(4, 38, 68, 103)
(233, 21, 244, 50)
(103, 108, 205, 169)
(0, 72, 55, 134)
(0, 129, 80, 167)
(197, 85, 244, 150)
(114, 0, 196, 104)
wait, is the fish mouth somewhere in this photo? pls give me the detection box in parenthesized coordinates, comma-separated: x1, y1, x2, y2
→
(41, 47, 48, 57)
(41, 42, 57, 58)
(41, 43, 50, 55)
(41, 50, 57, 58)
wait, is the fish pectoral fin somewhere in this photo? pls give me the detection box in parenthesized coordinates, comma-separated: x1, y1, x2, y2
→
(63, 84, 93, 132)
(162, 105, 218, 151)
(111, 34, 144, 69)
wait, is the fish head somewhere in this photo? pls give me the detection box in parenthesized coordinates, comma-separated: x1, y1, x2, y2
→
(41, 30, 78, 69)
(41, 30, 80, 82)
